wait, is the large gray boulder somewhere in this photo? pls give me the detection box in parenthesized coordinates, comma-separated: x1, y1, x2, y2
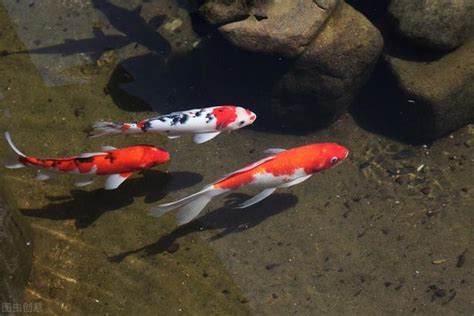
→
(386, 38, 474, 139)
(0, 191, 32, 304)
(276, 2, 384, 121)
(209, 0, 341, 58)
(388, 0, 474, 51)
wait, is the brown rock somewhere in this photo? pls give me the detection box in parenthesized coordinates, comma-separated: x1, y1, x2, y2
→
(276, 2, 383, 119)
(388, 0, 474, 51)
(386, 39, 474, 139)
(217, 0, 340, 58)
(199, 1, 250, 25)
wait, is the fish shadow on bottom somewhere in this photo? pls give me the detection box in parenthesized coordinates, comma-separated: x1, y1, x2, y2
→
(108, 193, 298, 263)
(19, 170, 202, 229)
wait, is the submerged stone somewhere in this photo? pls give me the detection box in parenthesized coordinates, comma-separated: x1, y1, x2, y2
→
(388, 0, 474, 51)
(386, 39, 474, 139)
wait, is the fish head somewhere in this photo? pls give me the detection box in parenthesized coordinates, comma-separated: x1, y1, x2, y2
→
(227, 107, 257, 130)
(320, 143, 349, 169)
(146, 146, 170, 166)
(307, 143, 349, 172)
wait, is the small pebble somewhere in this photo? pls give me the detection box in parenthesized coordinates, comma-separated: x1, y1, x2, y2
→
(420, 187, 431, 195)
(433, 288, 446, 298)
(456, 250, 467, 268)
(166, 242, 179, 254)
(265, 263, 280, 270)
(391, 149, 416, 160)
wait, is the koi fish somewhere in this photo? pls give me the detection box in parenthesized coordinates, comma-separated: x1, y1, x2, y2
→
(90, 105, 257, 144)
(150, 143, 349, 225)
(3, 132, 170, 190)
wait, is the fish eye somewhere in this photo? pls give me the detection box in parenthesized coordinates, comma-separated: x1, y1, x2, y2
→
(239, 120, 245, 125)
(330, 157, 338, 163)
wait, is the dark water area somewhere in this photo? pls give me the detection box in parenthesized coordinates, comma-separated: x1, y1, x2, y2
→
(0, 0, 472, 314)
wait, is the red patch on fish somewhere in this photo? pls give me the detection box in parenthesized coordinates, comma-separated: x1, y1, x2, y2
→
(20, 146, 170, 176)
(212, 106, 237, 129)
(214, 143, 349, 190)
(121, 123, 131, 132)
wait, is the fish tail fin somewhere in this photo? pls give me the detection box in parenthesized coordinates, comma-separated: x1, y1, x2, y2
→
(4, 132, 26, 169)
(89, 121, 129, 138)
(150, 186, 224, 226)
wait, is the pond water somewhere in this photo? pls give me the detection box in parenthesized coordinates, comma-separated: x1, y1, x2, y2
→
(0, 1, 472, 314)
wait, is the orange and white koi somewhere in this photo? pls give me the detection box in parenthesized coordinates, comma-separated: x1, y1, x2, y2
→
(150, 143, 349, 225)
(91, 105, 257, 144)
(4, 132, 170, 190)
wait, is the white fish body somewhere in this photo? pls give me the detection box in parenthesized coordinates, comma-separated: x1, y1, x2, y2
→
(91, 105, 257, 144)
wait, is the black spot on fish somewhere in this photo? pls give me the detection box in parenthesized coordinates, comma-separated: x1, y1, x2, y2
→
(76, 156, 94, 163)
(104, 153, 116, 163)
(157, 117, 167, 122)
(141, 121, 152, 132)
(195, 109, 204, 117)
(205, 113, 214, 124)
(171, 115, 180, 126)
(179, 113, 188, 124)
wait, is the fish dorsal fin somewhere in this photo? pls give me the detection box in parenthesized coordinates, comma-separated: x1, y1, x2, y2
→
(215, 155, 276, 183)
(263, 148, 286, 155)
(77, 152, 108, 159)
(101, 145, 117, 151)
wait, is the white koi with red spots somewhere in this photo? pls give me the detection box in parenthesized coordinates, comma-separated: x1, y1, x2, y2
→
(91, 105, 257, 144)
(150, 143, 350, 226)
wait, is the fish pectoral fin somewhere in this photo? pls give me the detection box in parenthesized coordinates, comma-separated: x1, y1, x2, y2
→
(235, 188, 276, 209)
(101, 145, 117, 151)
(262, 148, 286, 155)
(167, 134, 182, 139)
(104, 172, 133, 190)
(35, 170, 54, 181)
(279, 174, 312, 188)
(74, 177, 95, 187)
(193, 131, 221, 144)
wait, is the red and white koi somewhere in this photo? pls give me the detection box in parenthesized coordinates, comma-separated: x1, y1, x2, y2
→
(4, 132, 170, 190)
(90, 105, 257, 144)
(150, 143, 349, 225)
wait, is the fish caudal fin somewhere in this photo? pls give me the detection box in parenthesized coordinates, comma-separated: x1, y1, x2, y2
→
(89, 122, 126, 138)
(4, 132, 26, 169)
(150, 186, 224, 226)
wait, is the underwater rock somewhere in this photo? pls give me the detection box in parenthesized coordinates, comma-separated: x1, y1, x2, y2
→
(386, 38, 474, 139)
(275, 2, 383, 121)
(0, 191, 32, 304)
(387, 0, 474, 51)
(199, 0, 253, 25)
(213, 0, 341, 58)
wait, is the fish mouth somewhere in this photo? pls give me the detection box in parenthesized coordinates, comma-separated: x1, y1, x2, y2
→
(344, 149, 350, 159)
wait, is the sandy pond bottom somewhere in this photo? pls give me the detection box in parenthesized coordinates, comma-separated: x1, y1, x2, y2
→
(0, 4, 473, 315)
